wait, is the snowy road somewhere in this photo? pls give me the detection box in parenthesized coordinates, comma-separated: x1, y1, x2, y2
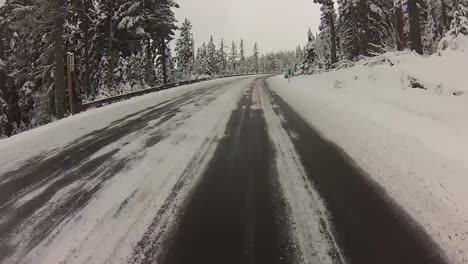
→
(0, 77, 447, 264)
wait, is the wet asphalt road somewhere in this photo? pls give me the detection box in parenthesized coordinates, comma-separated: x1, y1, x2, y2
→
(0, 77, 448, 264)
(162, 81, 294, 264)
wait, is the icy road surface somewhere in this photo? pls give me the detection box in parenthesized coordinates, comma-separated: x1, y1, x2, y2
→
(0, 77, 447, 264)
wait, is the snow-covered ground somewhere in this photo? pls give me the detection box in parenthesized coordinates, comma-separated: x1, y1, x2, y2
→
(267, 48, 468, 263)
(0, 76, 252, 263)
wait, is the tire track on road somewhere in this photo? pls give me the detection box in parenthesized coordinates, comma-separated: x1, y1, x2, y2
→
(159, 79, 295, 264)
(0, 81, 238, 263)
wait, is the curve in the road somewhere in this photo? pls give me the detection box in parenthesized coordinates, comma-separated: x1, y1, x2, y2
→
(0, 76, 450, 264)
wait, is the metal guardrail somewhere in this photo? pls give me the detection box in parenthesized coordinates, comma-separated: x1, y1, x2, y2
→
(78, 78, 209, 113)
(78, 74, 259, 113)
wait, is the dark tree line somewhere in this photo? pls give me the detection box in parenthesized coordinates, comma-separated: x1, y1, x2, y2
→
(298, 0, 468, 73)
(0, 0, 179, 137)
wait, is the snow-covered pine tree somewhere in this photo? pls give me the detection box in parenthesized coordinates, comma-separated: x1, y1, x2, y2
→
(422, 0, 439, 54)
(314, 0, 338, 64)
(294, 45, 304, 73)
(197, 42, 208, 75)
(118, 0, 179, 85)
(175, 18, 194, 79)
(337, 0, 393, 60)
(207, 36, 218, 76)
(218, 38, 227, 76)
(253, 43, 260, 73)
(408, 0, 424, 54)
(151, 0, 178, 85)
(0, 0, 68, 128)
(194, 46, 202, 75)
(434, 0, 455, 34)
(369, 0, 395, 52)
(166, 46, 177, 83)
(229, 41, 238, 74)
(251, 50, 295, 74)
(239, 39, 246, 74)
(302, 28, 318, 74)
(438, 2, 468, 51)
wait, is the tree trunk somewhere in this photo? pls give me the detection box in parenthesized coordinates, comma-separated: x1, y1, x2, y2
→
(161, 38, 168, 85)
(82, 0, 91, 97)
(0, 29, 8, 136)
(54, 1, 65, 119)
(107, 3, 114, 89)
(328, 7, 338, 65)
(358, 0, 370, 56)
(0, 27, 6, 97)
(394, 4, 405, 50)
(408, 0, 423, 54)
(441, 0, 449, 31)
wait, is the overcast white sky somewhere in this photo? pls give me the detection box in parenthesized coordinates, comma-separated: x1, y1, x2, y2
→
(0, 0, 321, 55)
(174, 0, 321, 55)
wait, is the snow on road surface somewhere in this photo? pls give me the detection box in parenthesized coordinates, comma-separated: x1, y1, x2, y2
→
(257, 81, 345, 264)
(0, 77, 252, 263)
(0, 77, 246, 175)
(267, 50, 468, 263)
(0, 71, 463, 263)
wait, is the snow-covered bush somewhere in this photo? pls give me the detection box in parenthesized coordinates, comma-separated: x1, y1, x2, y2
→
(34, 84, 55, 126)
(94, 53, 147, 101)
(438, 4, 468, 52)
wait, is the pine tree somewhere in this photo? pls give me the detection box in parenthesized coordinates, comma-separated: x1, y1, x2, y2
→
(295, 45, 304, 73)
(154, 0, 178, 84)
(435, 0, 455, 34)
(337, 0, 393, 60)
(196, 42, 208, 75)
(253, 43, 260, 73)
(175, 18, 194, 79)
(302, 28, 318, 73)
(166, 46, 177, 83)
(229, 41, 238, 74)
(314, 0, 338, 65)
(239, 39, 246, 74)
(118, 0, 179, 84)
(218, 38, 227, 76)
(439, 2, 468, 51)
(422, 1, 439, 54)
(207, 35, 218, 76)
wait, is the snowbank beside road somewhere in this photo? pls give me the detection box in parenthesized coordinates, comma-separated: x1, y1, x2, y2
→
(267, 50, 468, 263)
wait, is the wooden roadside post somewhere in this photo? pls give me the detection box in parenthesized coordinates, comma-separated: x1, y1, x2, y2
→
(67, 52, 76, 115)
